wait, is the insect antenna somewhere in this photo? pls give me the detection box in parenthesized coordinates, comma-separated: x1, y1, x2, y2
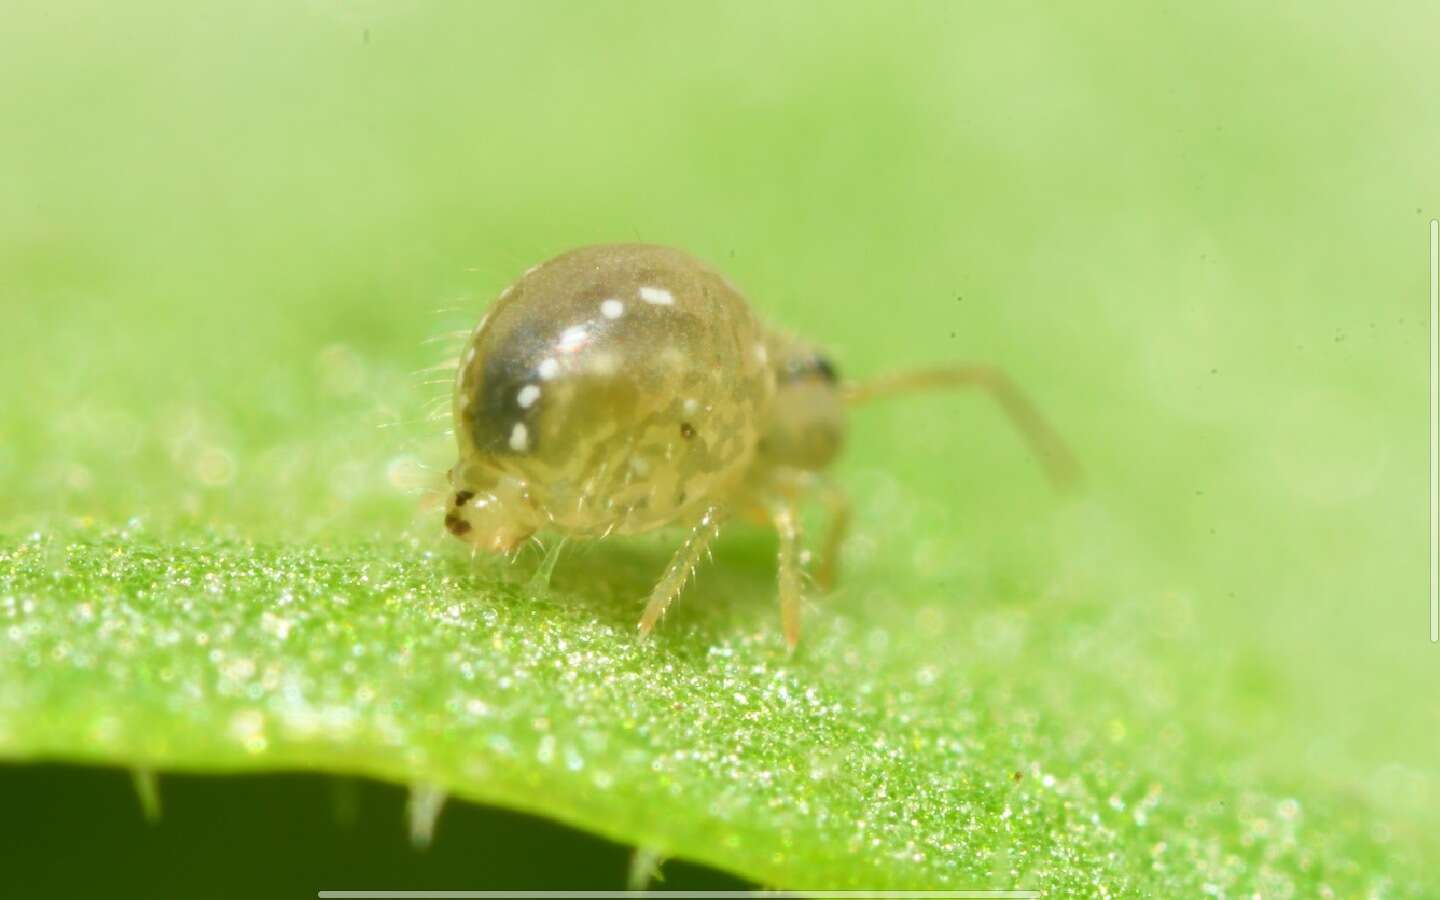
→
(842, 365, 1081, 490)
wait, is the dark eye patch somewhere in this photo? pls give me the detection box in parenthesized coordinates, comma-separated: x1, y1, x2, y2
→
(813, 355, 838, 383)
(779, 353, 840, 385)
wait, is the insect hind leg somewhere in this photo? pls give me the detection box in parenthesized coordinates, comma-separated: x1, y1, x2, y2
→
(637, 505, 725, 637)
(770, 500, 805, 650)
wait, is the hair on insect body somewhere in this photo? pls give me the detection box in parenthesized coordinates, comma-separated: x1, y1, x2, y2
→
(445, 244, 1078, 648)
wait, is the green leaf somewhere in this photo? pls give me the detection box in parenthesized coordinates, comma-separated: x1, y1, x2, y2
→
(0, 517, 1418, 894)
(1, 0, 1434, 895)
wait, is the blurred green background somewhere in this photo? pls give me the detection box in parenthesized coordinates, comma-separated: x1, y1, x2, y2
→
(1, 0, 1436, 895)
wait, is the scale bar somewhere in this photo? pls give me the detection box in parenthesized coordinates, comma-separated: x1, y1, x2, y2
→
(318, 894, 1041, 899)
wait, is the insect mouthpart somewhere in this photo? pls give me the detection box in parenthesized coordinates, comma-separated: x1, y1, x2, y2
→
(444, 482, 538, 553)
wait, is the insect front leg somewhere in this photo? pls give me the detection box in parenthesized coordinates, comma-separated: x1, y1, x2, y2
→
(637, 505, 726, 637)
(526, 535, 569, 591)
(769, 500, 806, 649)
(813, 478, 851, 592)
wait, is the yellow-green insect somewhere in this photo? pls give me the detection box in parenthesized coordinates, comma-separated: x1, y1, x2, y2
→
(446, 244, 1076, 647)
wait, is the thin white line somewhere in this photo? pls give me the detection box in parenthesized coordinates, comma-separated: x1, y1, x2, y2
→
(1431, 218, 1438, 642)
(317, 893, 1041, 899)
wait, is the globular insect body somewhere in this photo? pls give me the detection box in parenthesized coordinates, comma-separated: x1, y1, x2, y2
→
(446, 244, 1076, 647)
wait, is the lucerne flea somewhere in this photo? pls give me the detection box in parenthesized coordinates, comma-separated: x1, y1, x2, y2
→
(445, 244, 1077, 647)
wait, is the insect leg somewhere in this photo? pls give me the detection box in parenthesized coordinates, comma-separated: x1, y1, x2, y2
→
(770, 500, 805, 649)
(813, 478, 851, 592)
(526, 535, 569, 591)
(637, 505, 725, 637)
(843, 365, 1080, 489)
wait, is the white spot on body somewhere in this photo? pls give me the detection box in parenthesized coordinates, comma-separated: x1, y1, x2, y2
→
(600, 298, 625, 319)
(682, 397, 700, 415)
(516, 384, 541, 408)
(754, 342, 769, 364)
(509, 423, 530, 452)
(538, 358, 560, 380)
(639, 286, 674, 306)
(558, 325, 589, 353)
